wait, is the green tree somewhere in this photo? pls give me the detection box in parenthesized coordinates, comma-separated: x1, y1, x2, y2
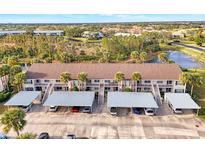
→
(114, 71, 125, 91)
(0, 64, 10, 76)
(130, 51, 138, 59)
(131, 72, 141, 91)
(0, 108, 26, 136)
(180, 73, 204, 95)
(12, 72, 26, 91)
(77, 72, 88, 90)
(60, 72, 71, 91)
(158, 52, 169, 63)
(139, 52, 148, 63)
(17, 132, 36, 139)
(7, 56, 19, 66)
(10, 65, 22, 76)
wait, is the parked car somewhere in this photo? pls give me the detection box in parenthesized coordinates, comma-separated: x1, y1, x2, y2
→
(66, 134, 76, 139)
(173, 108, 183, 114)
(144, 108, 155, 116)
(169, 104, 183, 114)
(110, 107, 117, 116)
(70, 107, 80, 112)
(49, 106, 58, 112)
(38, 132, 50, 139)
(82, 107, 91, 113)
(132, 108, 141, 115)
(76, 137, 89, 139)
(0, 133, 8, 139)
(19, 104, 32, 112)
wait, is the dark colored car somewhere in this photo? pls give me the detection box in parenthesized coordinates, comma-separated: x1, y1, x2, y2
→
(71, 107, 80, 112)
(38, 132, 50, 139)
(76, 137, 89, 139)
(132, 108, 141, 115)
(0, 133, 8, 139)
(66, 134, 76, 139)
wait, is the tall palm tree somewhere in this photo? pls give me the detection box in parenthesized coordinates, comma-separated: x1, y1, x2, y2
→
(77, 72, 88, 91)
(131, 72, 141, 92)
(190, 74, 204, 95)
(180, 72, 204, 95)
(114, 71, 125, 91)
(179, 72, 191, 93)
(0, 108, 26, 136)
(60, 72, 71, 91)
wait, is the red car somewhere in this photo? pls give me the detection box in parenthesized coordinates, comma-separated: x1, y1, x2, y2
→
(71, 107, 80, 112)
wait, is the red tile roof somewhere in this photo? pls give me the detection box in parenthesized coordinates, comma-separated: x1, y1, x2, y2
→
(26, 63, 182, 80)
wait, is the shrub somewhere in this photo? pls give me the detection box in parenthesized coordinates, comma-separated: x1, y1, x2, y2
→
(0, 92, 12, 103)
(17, 133, 36, 139)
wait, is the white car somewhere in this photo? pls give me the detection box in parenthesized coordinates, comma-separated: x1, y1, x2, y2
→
(49, 106, 58, 112)
(144, 108, 155, 116)
(19, 104, 32, 112)
(82, 107, 91, 113)
(173, 108, 183, 114)
(169, 104, 183, 114)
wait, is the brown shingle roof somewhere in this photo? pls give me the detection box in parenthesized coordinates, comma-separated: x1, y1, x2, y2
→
(26, 63, 182, 80)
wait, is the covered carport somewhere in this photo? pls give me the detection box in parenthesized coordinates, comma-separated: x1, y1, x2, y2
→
(164, 93, 201, 115)
(5, 91, 41, 109)
(107, 92, 158, 115)
(43, 91, 95, 112)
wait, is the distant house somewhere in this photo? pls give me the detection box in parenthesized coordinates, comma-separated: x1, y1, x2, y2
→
(0, 75, 9, 92)
(171, 31, 185, 38)
(0, 30, 27, 36)
(82, 31, 104, 39)
(114, 32, 141, 37)
(33, 30, 64, 36)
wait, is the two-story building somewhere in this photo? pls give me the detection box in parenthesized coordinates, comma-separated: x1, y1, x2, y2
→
(23, 63, 185, 94)
(33, 30, 64, 36)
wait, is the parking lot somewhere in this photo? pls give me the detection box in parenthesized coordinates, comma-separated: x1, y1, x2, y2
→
(1, 105, 205, 139)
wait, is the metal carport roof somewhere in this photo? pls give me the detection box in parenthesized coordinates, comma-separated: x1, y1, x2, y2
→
(164, 93, 201, 109)
(5, 91, 41, 106)
(44, 91, 95, 107)
(107, 92, 158, 108)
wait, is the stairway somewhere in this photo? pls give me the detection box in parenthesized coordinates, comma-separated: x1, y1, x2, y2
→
(42, 83, 54, 103)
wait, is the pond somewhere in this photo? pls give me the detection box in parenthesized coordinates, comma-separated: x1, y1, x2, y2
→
(154, 50, 205, 69)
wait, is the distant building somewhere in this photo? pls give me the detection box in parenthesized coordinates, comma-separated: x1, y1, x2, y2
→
(33, 30, 64, 36)
(171, 31, 185, 38)
(82, 31, 104, 39)
(114, 32, 141, 37)
(0, 30, 27, 36)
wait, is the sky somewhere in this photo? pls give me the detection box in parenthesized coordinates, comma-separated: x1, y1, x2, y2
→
(0, 14, 205, 23)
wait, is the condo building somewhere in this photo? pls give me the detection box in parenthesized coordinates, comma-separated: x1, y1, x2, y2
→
(23, 63, 185, 94)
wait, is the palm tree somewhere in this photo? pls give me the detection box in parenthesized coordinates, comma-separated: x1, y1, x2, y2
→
(0, 108, 26, 136)
(131, 72, 141, 92)
(180, 73, 204, 95)
(77, 72, 88, 91)
(114, 71, 125, 91)
(158, 52, 168, 63)
(139, 52, 148, 63)
(60, 72, 71, 91)
(12, 72, 26, 92)
(179, 72, 192, 93)
(190, 74, 204, 95)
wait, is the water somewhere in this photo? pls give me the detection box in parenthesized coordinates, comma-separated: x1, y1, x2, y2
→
(154, 50, 205, 69)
